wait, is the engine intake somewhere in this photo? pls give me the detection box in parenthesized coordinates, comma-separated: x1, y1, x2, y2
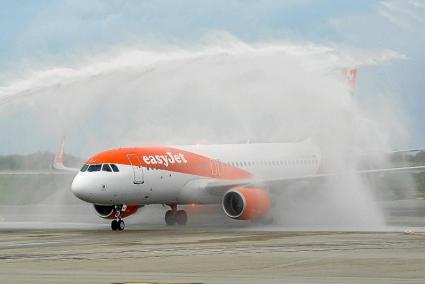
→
(93, 204, 140, 219)
(222, 187, 270, 220)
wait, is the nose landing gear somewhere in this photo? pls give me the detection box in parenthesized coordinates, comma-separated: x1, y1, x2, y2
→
(111, 219, 125, 231)
(111, 205, 126, 231)
(165, 204, 187, 226)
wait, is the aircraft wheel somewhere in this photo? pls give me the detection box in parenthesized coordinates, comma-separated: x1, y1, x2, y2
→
(165, 210, 176, 225)
(175, 210, 187, 226)
(118, 219, 125, 231)
(111, 219, 118, 231)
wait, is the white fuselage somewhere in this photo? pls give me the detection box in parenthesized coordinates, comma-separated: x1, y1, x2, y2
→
(71, 141, 321, 206)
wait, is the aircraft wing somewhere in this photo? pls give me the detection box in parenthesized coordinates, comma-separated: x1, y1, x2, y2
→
(206, 165, 425, 194)
(390, 148, 425, 154)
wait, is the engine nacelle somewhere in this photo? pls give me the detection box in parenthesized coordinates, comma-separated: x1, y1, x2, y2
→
(93, 204, 140, 219)
(222, 187, 270, 220)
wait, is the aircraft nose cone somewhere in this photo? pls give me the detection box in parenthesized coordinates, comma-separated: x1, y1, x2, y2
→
(71, 173, 93, 202)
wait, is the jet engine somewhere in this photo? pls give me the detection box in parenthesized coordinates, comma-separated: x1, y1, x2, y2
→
(93, 204, 140, 219)
(222, 187, 270, 220)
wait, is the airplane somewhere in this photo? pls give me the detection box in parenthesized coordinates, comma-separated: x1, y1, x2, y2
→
(69, 139, 425, 231)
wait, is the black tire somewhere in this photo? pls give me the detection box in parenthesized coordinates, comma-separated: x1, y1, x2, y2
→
(175, 210, 188, 225)
(111, 219, 118, 231)
(165, 210, 176, 225)
(118, 220, 125, 231)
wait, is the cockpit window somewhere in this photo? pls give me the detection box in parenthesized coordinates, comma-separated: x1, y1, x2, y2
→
(88, 164, 102, 172)
(110, 164, 119, 172)
(80, 164, 89, 172)
(102, 164, 112, 172)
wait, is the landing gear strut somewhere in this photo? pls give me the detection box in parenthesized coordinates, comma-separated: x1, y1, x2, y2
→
(165, 204, 187, 226)
(111, 205, 126, 231)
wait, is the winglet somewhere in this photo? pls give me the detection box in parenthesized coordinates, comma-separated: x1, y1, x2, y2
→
(53, 136, 66, 167)
(52, 136, 78, 172)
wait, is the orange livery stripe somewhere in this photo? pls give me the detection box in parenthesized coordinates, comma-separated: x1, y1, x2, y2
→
(86, 146, 252, 180)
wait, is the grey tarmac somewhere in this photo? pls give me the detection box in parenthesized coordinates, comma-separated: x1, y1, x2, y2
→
(1, 227, 425, 284)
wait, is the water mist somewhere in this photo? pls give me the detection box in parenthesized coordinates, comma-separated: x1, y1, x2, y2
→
(0, 38, 411, 229)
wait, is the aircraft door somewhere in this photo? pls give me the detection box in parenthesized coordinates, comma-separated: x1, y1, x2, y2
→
(127, 154, 144, 184)
(210, 159, 222, 177)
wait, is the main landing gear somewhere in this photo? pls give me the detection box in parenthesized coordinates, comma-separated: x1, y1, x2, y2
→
(165, 204, 187, 226)
(111, 205, 125, 231)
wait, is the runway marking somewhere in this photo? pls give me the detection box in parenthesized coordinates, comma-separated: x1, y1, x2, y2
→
(404, 229, 425, 237)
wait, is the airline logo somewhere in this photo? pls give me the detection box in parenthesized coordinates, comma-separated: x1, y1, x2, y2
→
(86, 146, 252, 179)
(142, 152, 188, 167)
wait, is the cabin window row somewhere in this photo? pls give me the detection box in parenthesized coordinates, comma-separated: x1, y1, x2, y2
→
(224, 159, 318, 168)
(145, 158, 318, 171)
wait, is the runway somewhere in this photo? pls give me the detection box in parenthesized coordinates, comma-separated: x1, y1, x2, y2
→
(1, 227, 425, 284)
(1, 184, 424, 283)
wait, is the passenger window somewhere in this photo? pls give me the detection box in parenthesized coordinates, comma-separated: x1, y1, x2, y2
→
(88, 164, 101, 172)
(102, 164, 112, 172)
(110, 164, 120, 172)
(80, 164, 89, 172)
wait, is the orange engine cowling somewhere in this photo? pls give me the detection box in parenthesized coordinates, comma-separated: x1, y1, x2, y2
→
(93, 204, 140, 219)
(222, 187, 270, 220)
